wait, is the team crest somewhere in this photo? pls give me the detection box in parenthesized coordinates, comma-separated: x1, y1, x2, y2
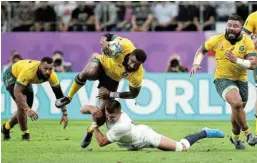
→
(239, 46, 245, 52)
(121, 72, 128, 77)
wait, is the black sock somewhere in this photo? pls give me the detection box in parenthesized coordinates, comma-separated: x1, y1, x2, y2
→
(232, 128, 240, 135)
(184, 130, 207, 146)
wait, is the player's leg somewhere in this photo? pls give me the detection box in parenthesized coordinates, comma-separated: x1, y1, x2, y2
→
(214, 79, 250, 149)
(2, 85, 16, 140)
(2, 67, 17, 140)
(237, 80, 257, 146)
(55, 57, 102, 108)
(142, 125, 224, 152)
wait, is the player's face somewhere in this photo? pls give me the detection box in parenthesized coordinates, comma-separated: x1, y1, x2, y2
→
(226, 20, 242, 40)
(105, 110, 120, 123)
(126, 55, 142, 72)
(39, 62, 54, 79)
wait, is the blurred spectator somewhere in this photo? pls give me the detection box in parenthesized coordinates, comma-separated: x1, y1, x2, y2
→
(215, 2, 236, 21)
(131, 1, 153, 32)
(236, 1, 249, 21)
(12, 1, 34, 32)
(69, 1, 95, 31)
(202, 3, 216, 31)
(1, 1, 8, 32)
(95, 2, 117, 31)
(151, 2, 182, 31)
(52, 50, 73, 72)
(3, 50, 23, 71)
(252, 2, 257, 12)
(54, 1, 76, 31)
(33, 1, 57, 31)
(115, 1, 133, 31)
(165, 54, 188, 73)
(176, 2, 201, 31)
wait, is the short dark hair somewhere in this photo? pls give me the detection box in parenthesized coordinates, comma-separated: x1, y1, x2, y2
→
(132, 49, 147, 63)
(228, 14, 244, 25)
(41, 57, 53, 64)
(53, 50, 63, 56)
(105, 100, 121, 113)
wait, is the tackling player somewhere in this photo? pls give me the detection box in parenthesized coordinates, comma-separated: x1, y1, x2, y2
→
(2, 57, 68, 141)
(81, 100, 224, 151)
(55, 33, 147, 148)
(189, 15, 257, 149)
(242, 11, 257, 138)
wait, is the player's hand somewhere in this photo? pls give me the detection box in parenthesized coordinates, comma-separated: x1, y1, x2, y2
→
(91, 107, 103, 119)
(102, 47, 113, 57)
(225, 50, 237, 63)
(60, 113, 68, 129)
(26, 109, 39, 121)
(96, 90, 111, 99)
(189, 64, 201, 77)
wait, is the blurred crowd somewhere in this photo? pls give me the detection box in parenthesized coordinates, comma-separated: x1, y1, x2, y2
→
(1, 1, 257, 32)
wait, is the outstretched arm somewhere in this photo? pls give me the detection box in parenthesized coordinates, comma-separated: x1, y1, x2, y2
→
(114, 86, 141, 99)
(189, 46, 207, 77)
(96, 86, 141, 99)
(94, 126, 112, 147)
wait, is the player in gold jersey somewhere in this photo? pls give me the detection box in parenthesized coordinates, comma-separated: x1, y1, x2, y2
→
(243, 11, 257, 36)
(243, 11, 257, 140)
(55, 33, 147, 148)
(190, 15, 257, 149)
(2, 57, 68, 141)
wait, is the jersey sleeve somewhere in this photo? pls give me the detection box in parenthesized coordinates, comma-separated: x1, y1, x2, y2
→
(16, 69, 31, 87)
(245, 39, 257, 58)
(243, 14, 255, 35)
(48, 71, 60, 87)
(129, 67, 144, 88)
(106, 123, 130, 142)
(202, 35, 220, 52)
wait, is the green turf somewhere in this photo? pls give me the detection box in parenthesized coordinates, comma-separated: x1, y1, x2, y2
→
(1, 120, 256, 163)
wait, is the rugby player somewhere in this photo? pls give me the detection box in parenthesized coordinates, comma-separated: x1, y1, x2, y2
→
(242, 11, 257, 139)
(189, 15, 257, 149)
(55, 33, 147, 147)
(81, 100, 224, 151)
(2, 57, 68, 141)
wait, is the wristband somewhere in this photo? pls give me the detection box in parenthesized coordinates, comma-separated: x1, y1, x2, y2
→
(193, 52, 204, 65)
(236, 58, 251, 68)
(110, 92, 120, 98)
(92, 122, 98, 128)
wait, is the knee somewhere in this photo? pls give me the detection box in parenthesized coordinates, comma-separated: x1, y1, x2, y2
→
(230, 100, 244, 110)
(79, 67, 99, 81)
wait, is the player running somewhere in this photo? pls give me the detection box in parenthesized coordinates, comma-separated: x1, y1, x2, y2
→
(55, 33, 147, 148)
(2, 57, 68, 141)
(242, 11, 257, 140)
(189, 15, 257, 149)
(80, 100, 224, 151)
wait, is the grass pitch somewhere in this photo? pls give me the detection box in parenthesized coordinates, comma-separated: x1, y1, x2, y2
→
(1, 120, 256, 163)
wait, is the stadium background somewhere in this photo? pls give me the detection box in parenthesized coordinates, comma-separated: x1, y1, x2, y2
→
(1, 1, 257, 120)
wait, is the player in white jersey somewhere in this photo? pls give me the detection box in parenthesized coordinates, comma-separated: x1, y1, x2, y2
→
(80, 100, 225, 151)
